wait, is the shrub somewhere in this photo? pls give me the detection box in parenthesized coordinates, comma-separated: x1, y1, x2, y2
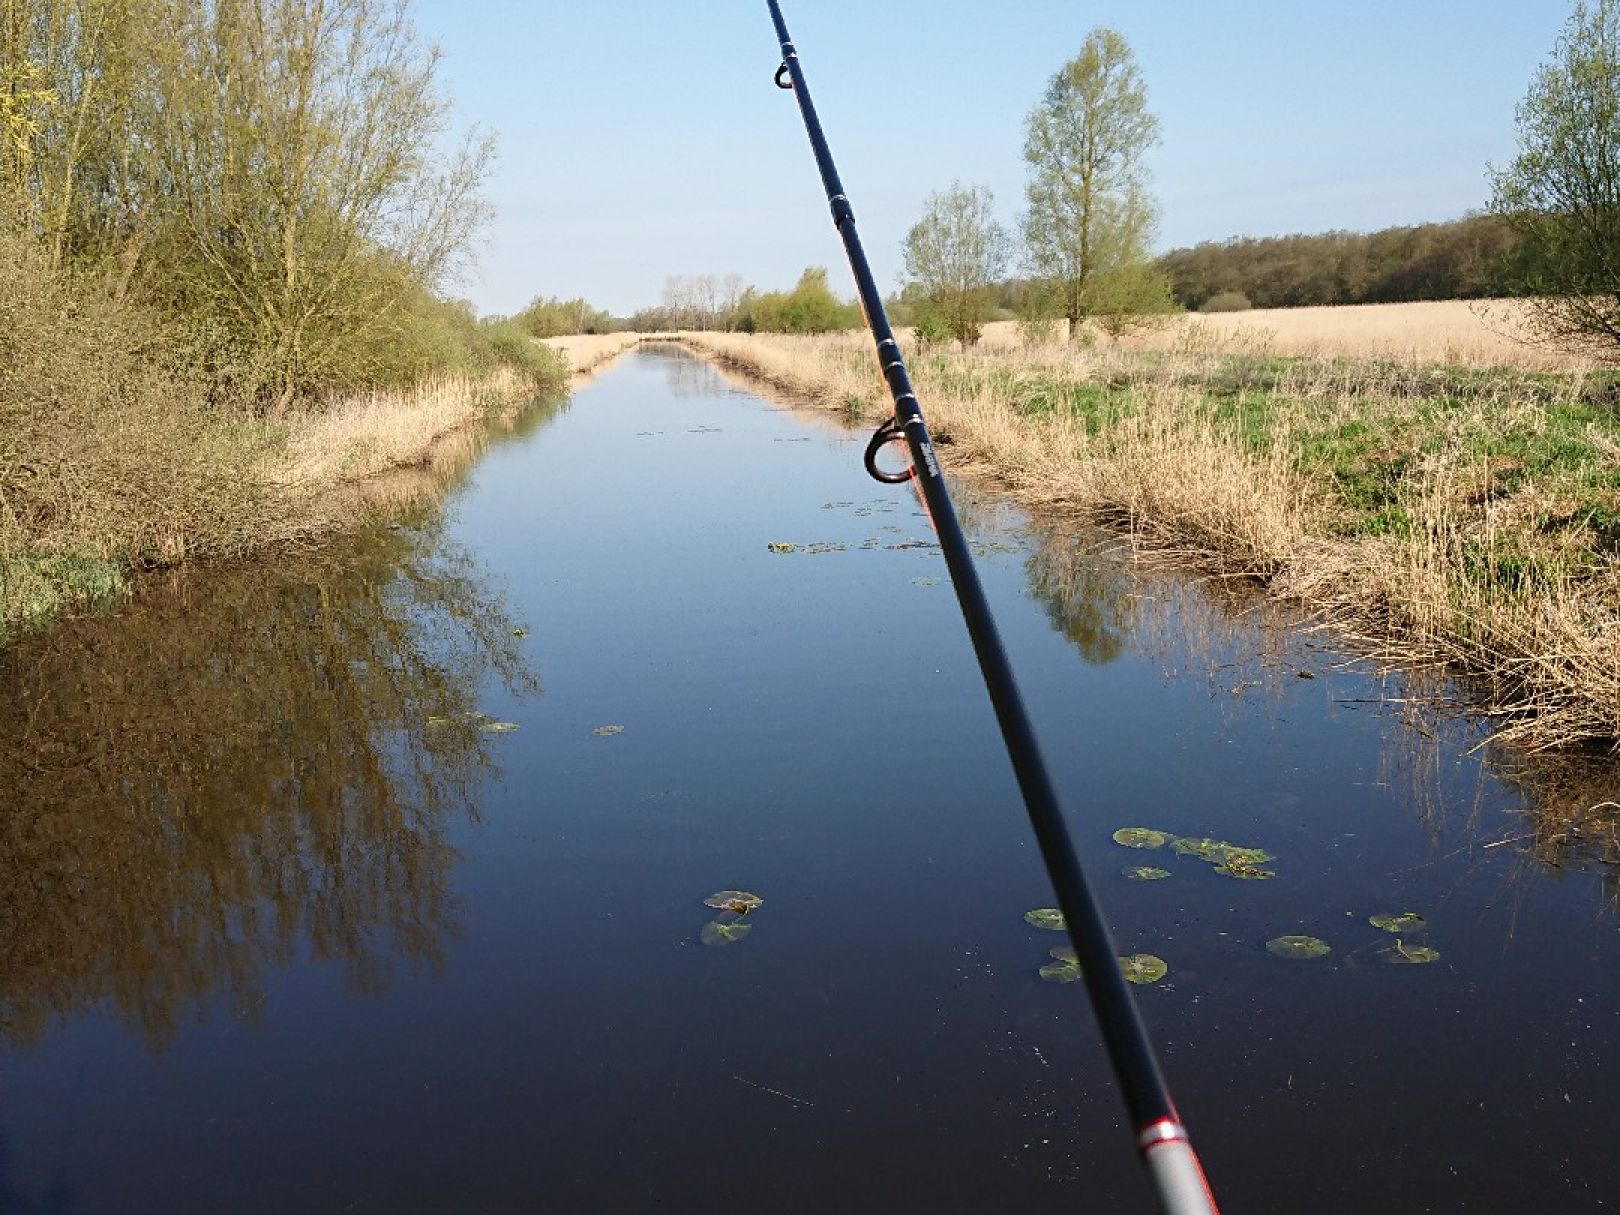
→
(1200, 291, 1254, 313)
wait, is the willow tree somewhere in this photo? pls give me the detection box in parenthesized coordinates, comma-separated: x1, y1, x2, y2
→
(1022, 28, 1170, 340)
(902, 181, 1010, 345)
(148, 0, 492, 407)
(1490, 0, 1620, 357)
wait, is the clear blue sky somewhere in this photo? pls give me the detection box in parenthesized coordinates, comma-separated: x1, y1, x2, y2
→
(411, 1, 1573, 319)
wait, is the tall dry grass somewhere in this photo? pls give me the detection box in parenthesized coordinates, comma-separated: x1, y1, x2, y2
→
(543, 333, 645, 377)
(975, 300, 1597, 373)
(681, 328, 1620, 754)
(1, 223, 565, 637)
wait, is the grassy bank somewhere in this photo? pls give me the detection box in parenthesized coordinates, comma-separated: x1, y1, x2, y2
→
(0, 236, 567, 639)
(682, 327, 1620, 753)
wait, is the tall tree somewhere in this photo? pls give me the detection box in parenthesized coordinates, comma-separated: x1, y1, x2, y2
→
(902, 180, 1009, 345)
(1022, 28, 1165, 340)
(1490, 0, 1620, 356)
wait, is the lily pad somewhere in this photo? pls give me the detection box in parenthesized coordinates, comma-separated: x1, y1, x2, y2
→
(1172, 837, 1275, 868)
(1265, 935, 1331, 960)
(1119, 954, 1168, 985)
(593, 725, 624, 736)
(1024, 908, 1066, 931)
(1112, 828, 1171, 849)
(1039, 959, 1082, 983)
(512, 627, 528, 637)
(703, 890, 763, 913)
(479, 720, 520, 734)
(1380, 939, 1440, 965)
(700, 919, 753, 947)
(1213, 860, 1275, 880)
(767, 542, 796, 554)
(1124, 866, 1172, 881)
(1369, 912, 1427, 934)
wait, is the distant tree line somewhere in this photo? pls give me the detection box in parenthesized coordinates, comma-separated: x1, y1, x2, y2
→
(1156, 214, 1523, 312)
(624, 267, 861, 335)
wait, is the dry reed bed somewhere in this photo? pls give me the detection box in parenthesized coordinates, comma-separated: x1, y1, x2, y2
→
(543, 332, 645, 377)
(682, 330, 1620, 755)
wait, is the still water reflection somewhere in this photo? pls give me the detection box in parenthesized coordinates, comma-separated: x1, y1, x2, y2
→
(1, 347, 1617, 1214)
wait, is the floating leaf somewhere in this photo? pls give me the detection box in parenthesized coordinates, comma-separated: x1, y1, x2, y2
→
(1213, 861, 1275, 880)
(1124, 866, 1172, 881)
(512, 627, 528, 637)
(1112, 828, 1171, 849)
(1024, 908, 1066, 931)
(700, 919, 753, 947)
(1369, 912, 1427, 934)
(1266, 935, 1331, 960)
(479, 720, 520, 734)
(1039, 959, 1082, 983)
(767, 542, 796, 554)
(1172, 837, 1274, 866)
(703, 890, 763, 913)
(1119, 954, 1168, 984)
(593, 725, 624, 736)
(1381, 939, 1440, 965)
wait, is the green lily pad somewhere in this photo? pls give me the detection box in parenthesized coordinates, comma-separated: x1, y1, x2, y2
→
(1266, 935, 1331, 960)
(1213, 860, 1275, 880)
(700, 919, 752, 947)
(593, 724, 624, 736)
(767, 542, 796, 554)
(1380, 939, 1440, 965)
(479, 720, 520, 734)
(1119, 954, 1168, 984)
(1369, 912, 1427, 933)
(1172, 837, 1273, 866)
(1124, 866, 1172, 881)
(1112, 828, 1171, 849)
(512, 627, 528, 637)
(703, 890, 763, 913)
(1039, 959, 1082, 983)
(1024, 908, 1066, 931)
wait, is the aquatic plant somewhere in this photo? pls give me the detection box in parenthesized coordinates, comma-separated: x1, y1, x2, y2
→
(1119, 954, 1168, 984)
(700, 919, 753, 947)
(1024, 908, 1066, 930)
(1124, 866, 1172, 880)
(704, 891, 763, 913)
(1369, 912, 1426, 933)
(1112, 827, 1171, 849)
(1265, 935, 1331, 959)
(1380, 939, 1440, 965)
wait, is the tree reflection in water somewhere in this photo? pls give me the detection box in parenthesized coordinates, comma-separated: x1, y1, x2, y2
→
(0, 514, 537, 1048)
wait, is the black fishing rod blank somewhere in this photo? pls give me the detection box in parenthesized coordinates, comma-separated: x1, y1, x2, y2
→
(763, 5, 1219, 1212)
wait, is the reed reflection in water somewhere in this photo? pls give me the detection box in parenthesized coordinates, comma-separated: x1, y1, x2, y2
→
(1020, 514, 1620, 889)
(0, 514, 538, 1049)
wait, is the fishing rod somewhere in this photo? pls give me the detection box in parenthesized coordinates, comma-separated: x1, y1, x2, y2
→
(763, 5, 1219, 1212)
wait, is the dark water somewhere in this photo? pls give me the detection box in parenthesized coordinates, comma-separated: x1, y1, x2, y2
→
(3, 346, 1618, 1213)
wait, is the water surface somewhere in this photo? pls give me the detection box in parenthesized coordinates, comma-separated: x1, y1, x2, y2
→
(2, 347, 1617, 1213)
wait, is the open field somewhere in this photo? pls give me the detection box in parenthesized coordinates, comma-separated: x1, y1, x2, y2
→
(682, 320, 1620, 754)
(975, 299, 1599, 372)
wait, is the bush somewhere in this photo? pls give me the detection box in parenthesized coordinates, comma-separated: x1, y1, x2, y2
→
(1200, 291, 1254, 313)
